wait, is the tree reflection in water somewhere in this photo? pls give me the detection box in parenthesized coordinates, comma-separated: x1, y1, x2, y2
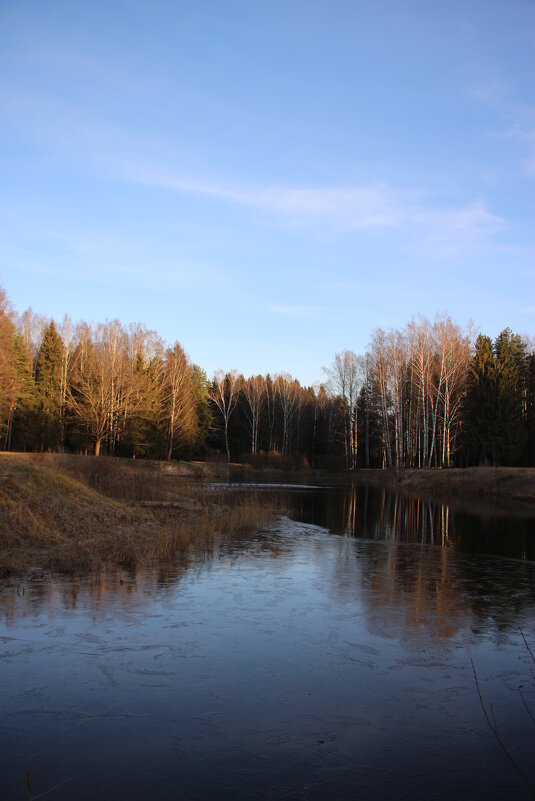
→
(287, 483, 535, 559)
(1, 485, 534, 801)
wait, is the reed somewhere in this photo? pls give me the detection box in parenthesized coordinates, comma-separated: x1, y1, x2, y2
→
(0, 454, 281, 577)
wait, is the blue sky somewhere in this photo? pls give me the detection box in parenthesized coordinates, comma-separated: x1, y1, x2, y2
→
(1, 0, 534, 385)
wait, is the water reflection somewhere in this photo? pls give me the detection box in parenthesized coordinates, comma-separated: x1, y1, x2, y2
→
(0, 530, 294, 626)
(1, 509, 535, 800)
(3, 517, 534, 645)
(286, 484, 535, 560)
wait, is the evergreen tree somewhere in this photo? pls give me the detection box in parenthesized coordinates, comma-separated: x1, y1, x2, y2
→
(494, 328, 527, 464)
(357, 381, 383, 468)
(0, 291, 16, 448)
(462, 335, 498, 465)
(135, 353, 167, 458)
(191, 364, 211, 457)
(7, 331, 37, 450)
(526, 351, 535, 466)
(35, 321, 63, 451)
(118, 351, 163, 458)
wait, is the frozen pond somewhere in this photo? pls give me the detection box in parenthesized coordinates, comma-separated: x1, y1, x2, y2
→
(1, 485, 535, 800)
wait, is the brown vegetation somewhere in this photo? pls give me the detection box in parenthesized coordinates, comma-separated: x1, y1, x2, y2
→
(353, 466, 535, 507)
(0, 453, 280, 577)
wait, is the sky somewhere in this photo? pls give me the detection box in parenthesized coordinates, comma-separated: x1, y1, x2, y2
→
(1, 0, 534, 386)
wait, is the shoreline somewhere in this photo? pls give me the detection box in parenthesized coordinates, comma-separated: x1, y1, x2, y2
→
(1, 454, 534, 578)
(351, 466, 535, 505)
(189, 460, 535, 507)
(0, 453, 280, 578)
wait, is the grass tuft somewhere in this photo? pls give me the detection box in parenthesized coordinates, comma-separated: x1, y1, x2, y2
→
(0, 454, 282, 577)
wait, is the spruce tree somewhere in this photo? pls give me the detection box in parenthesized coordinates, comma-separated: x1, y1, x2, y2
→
(35, 321, 63, 451)
(462, 335, 498, 465)
(8, 331, 37, 450)
(526, 351, 535, 466)
(494, 328, 527, 464)
(0, 289, 15, 446)
(191, 364, 211, 456)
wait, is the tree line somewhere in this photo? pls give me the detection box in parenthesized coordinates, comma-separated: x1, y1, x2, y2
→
(1, 285, 534, 467)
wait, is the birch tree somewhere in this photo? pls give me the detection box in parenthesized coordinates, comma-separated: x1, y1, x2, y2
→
(160, 342, 197, 460)
(436, 316, 471, 467)
(58, 315, 74, 448)
(210, 370, 240, 462)
(265, 374, 277, 453)
(68, 321, 149, 455)
(324, 351, 363, 468)
(68, 327, 108, 455)
(370, 329, 393, 468)
(408, 317, 433, 468)
(385, 330, 408, 468)
(242, 374, 265, 457)
(275, 373, 299, 457)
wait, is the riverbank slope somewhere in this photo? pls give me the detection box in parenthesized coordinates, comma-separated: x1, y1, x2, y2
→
(0, 453, 276, 577)
(350, 466, 535, 507)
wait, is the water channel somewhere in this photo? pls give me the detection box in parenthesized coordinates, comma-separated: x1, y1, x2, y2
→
(1, 483, 535, 800)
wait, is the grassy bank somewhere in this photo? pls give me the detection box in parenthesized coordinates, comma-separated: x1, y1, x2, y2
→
(191, 459, 535, 507)
(352, 466, 535, 506)
(2, 454, 533, 577)
(0, 454, 279, 577)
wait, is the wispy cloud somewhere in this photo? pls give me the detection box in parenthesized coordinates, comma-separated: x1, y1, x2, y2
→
(1, 86, 507, 248)
(467, 79, 511, 106)
(468, 68, 535, 179)
(123, 161, 405, 229)
(106, 154, 505, 248)
(415, 201, 504, 240)
(491, 122, 535, 177)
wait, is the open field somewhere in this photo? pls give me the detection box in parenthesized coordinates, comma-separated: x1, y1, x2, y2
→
(0, 454, 279, 577)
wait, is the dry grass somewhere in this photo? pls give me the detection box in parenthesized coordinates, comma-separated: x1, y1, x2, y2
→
(354, 466, 535, 506)
(0, 454, 281, 577)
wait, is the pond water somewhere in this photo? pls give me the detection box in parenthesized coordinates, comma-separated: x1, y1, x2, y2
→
(1, 484, 535, 800)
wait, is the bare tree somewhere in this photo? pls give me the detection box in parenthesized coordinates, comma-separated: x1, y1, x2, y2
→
(68, 326, 108, 455)
(68, 321, 151, 455)
(433, 315, 471, 467)
(324, 350, 364, 468)
(243, 375, 265, 457)
(275, 374, 300, 457)
(265, 374, 277, 453)
(58, 315, 74, 449)
(210, 370, 240, 462)
(160, 342, 197, 460)
(408, 317, 433, 468)
(385, 331, 408, 468)
(370, 329, 393, 469)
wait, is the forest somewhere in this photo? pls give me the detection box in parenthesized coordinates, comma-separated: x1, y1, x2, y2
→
(1, 285, 534, 469)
